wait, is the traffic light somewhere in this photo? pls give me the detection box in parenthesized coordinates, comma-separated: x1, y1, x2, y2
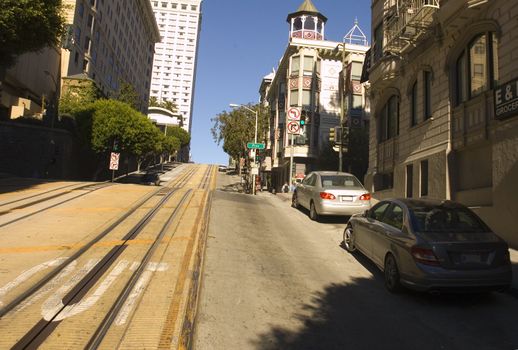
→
(329, 128, 335, 143)
(300, 112, 306, 126)
(113, 138, 120, 152)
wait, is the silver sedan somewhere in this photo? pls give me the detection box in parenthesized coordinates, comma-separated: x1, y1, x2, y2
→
(292, 171, 372, 221)
(343, 198, 512, 293)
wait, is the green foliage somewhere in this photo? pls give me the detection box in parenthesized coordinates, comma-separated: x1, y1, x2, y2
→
(211, 104, 269, 162)
(69, 99, 164, 164)
(116, 81, 141, 111)
(0, 0, 66, 67)
(162, 135, 181, 154)
(149, 97, 178, 114)
(59, 80, 102, 115)
(165, 126, 190, 146)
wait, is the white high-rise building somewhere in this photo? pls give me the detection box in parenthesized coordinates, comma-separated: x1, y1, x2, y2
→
(149, 0, 202, 134)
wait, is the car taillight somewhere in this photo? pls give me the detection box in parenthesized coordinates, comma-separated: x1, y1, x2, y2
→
(411, 247, 440, 266)
(320, 192, 336, 200)
(359, 193, 371, 201)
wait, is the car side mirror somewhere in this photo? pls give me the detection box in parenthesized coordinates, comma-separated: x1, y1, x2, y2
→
(364, 209, 370, 217)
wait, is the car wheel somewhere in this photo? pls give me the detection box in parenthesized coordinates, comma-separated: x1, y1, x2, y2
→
(343, 225, 356, 253)
(384, 254, 402, 293)
(309, 201, 319, 221)
(292, 192, 299, 208)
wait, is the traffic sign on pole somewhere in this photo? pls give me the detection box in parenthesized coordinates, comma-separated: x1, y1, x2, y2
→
(287, 121, 301, 134)
(109, 152, 120, 170)
(287, 107, 301, 121)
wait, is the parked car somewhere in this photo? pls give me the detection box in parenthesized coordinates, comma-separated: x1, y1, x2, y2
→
(141, 172, 161, 186)
(218, 165, 228, 172)
(343, 198, 512, 293)
(292, 171, 372, 221)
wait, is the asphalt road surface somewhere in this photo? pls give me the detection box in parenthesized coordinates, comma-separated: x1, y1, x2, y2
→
(194, 173, 518, 350)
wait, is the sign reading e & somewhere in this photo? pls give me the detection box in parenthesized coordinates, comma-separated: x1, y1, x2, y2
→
(495, 78, 518, 120)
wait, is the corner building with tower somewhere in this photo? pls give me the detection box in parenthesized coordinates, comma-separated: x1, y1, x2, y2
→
(261, 0, 369, 191)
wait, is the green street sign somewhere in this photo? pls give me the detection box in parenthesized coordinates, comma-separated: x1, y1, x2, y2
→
(247, 142, 265, 149)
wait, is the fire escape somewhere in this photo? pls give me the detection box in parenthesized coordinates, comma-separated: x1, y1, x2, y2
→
(384, 0, 440, 54)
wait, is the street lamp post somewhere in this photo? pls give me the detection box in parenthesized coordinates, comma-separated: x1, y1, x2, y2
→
(230, 103, 258, 195)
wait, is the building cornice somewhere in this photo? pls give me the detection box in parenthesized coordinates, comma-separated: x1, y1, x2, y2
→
(140, 0, 161, 42)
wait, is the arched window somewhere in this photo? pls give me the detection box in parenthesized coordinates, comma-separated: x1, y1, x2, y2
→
(379, 95, 399, 142)
(304, 16, 315, 30)
(454, 32, 498, 106)
(293, 18, 303, 31)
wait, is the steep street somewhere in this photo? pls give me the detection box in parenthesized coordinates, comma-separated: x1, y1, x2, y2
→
(195, 173, 518, 350)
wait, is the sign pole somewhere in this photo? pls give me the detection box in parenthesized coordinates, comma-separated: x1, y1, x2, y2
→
(289, 133, 294, 189)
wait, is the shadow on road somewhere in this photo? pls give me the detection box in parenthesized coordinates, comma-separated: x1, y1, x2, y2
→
(0, 177, 63, 195)
(251, 266, 518, 350)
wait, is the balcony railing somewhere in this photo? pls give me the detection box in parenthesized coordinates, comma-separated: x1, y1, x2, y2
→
(384, 0, 440, 54)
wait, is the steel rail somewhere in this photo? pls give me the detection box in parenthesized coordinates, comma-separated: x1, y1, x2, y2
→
(11, 185, 186, 349)
(0, 167, 196, 318)
(86, 189, 194, 349)
(0, 182, 87, 208)
(0, 183, 114, 229)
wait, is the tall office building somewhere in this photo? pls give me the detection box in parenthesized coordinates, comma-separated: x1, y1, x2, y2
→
(61, 0, 160, 113)
(149, 0, 203, 133)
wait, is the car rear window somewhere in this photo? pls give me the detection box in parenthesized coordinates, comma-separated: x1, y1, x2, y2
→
(320, 175, 362, 188)
(410, 205, 489, 233)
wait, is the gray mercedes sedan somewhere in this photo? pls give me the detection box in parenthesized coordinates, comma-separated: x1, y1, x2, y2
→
(343, 198, 512, 293)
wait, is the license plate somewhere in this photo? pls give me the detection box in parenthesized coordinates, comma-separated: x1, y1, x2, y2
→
(460, 254, 482, 263)
(340, 196, 353, 202)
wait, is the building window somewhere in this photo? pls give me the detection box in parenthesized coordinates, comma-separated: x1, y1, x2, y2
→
(410, 81, 418, 126)
(182, 4, 187, 10)
(304, 16, 315, 30)
(424, 71, 432, 120)
(291, 56, 300, 76)
(352, 95, 362, 110)
(351, 62, 362, 80)
(303, 56, 313, 76)
(379, 95, 399, 142)
(290, 89, 299, 107)
(406, 164, 413, 198)
(420, 160, 429, 197)
(454, 32, 498, 106)
(302, 90, 311, 108)
(191, 5, 197, 11)
(294, 18, 302, 31)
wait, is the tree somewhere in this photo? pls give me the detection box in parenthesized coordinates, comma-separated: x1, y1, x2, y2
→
(116, 81, 141, 111)
(0, 0, 66, 68)
(211, 103, 269, 165)
(59, 79, 103, 116)
(149, 97, 178, 114)
(165, 126, 190, 146)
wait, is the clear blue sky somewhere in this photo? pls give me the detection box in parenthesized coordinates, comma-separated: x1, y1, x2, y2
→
(190, 0, 371, 165)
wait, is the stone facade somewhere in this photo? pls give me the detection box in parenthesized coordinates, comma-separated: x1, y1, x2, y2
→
(366, 0, 518, 247)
